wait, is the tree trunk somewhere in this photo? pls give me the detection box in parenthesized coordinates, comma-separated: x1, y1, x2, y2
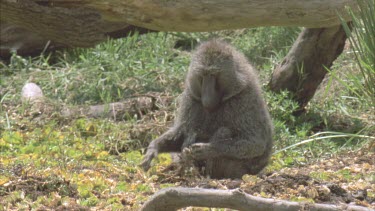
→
(269, 25, 348, 111)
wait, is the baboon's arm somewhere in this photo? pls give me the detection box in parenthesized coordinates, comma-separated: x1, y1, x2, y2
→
(140, 126, 184, 171)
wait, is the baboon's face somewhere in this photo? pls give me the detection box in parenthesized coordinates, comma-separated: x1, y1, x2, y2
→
(188, 58, 246, 112)
(189, 69, 223, 112)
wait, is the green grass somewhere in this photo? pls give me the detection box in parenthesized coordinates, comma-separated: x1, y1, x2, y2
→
(340, 0, 375, 108)
(1, 26, 374, 210)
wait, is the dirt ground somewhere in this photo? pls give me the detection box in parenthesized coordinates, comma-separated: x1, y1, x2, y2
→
(156, 148, 375, 210)
(1, 146, 374, 210)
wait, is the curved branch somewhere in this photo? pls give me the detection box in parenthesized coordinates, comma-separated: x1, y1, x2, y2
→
(141, 187, 372, 211)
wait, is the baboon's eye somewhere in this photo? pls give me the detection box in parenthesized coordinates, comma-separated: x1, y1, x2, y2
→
(215, 77, 221, 91)
(198, 76, 203, 85)
(216, 74, 224, 91)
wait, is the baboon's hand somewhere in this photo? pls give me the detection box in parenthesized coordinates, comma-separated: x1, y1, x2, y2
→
(181, 147, 193, 160)
(140, 148, 158, 171)
(186, 143, 212, 160)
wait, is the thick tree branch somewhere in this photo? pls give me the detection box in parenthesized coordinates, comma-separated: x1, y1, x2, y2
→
(0, 0, 127, 47)
(1, 0, 357, 58)
(141, 187, 372, 211)
(1, 0, 356, 48)
(23, 0, 356, 30)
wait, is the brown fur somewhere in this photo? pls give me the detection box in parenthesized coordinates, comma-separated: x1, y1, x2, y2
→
(141, 39, 273, 179)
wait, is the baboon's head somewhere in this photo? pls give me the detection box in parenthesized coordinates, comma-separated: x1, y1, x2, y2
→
(187, 39, 250, 111)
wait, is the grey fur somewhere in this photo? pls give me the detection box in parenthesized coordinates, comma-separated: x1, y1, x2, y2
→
(140, 39, 273, 179)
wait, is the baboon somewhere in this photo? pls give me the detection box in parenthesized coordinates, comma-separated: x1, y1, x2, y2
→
(141, 39, 273, 179)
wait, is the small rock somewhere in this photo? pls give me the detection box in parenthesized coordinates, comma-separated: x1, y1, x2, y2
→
(352, 189, 367, 201)
(21, 83, 44, 102)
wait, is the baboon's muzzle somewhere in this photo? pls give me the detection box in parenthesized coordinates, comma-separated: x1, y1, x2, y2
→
(201, 75, 222, 111)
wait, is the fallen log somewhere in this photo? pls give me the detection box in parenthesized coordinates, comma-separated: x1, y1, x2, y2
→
(21, 83, 171, 120)
(60, 97, 157, 120)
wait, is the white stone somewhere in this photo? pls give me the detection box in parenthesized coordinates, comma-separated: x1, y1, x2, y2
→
(21, 82, 44, 102)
